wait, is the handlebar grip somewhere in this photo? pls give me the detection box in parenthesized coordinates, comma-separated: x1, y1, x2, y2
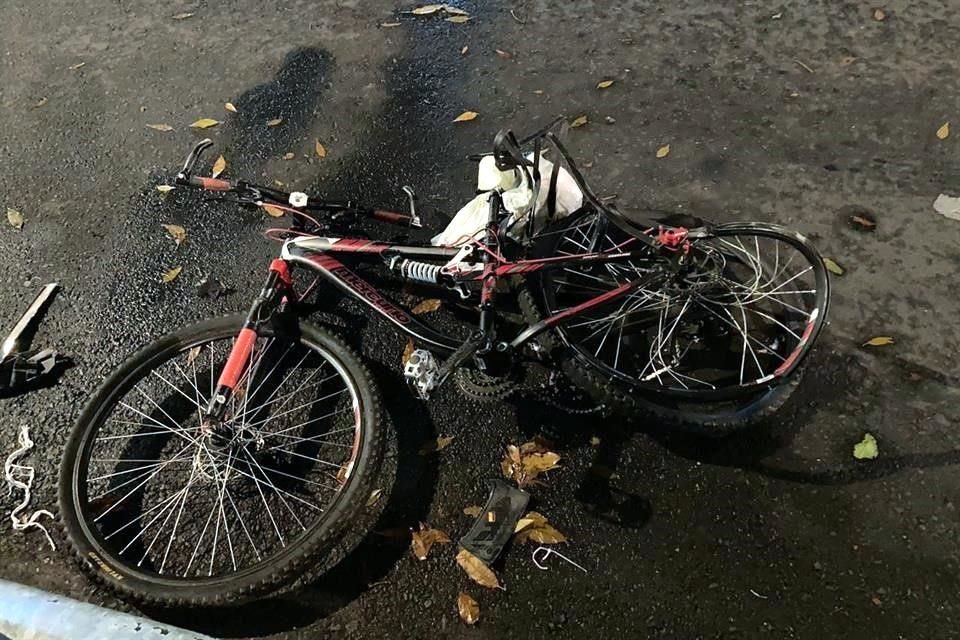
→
(189, 176, 232, 191)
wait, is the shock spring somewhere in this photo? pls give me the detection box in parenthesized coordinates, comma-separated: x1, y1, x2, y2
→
(388, 256, 442, 284)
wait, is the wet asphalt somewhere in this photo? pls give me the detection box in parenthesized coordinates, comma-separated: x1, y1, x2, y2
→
(1, 1, 959, 638)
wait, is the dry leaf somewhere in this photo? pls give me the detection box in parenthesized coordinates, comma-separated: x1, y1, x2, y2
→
(446, 15, 469, 23)
(461, 45, 469, 54)
(862, 336, 894, 347)
(412, 4, 444, 15)
(419, 435, 454, 455)
(936, 122, 950, 140)
(596, 79, 615, 89)
(495, 49, 512, 59)
(33, 97, 47, 108)
(444, 5, 469, 15)
(156, 185, 175, 193)
(570, 115, 588, 128)
(262, 204, 285, 218)
(410, 523, 451, 560)
(68, 61, 86, 70)
(266, 117, 283, 126)
(873, 8, 886, 21)
(161, 223, 186, 246)
(453, 110, 478, 123)
(412, 298, 442, 314)
(525, 523, 567, 544)
(6, 208, 24, 230)
(161, 266, 183, 283)
(456, 549, 501, 589)
(850, 215, 876, 230)
(146, 123, 174, 132)
(366, 488, 383, 508)
(211, 155, 226, 179)
(514, 511, 548, 533)
(283, 152, 295, 160)
(501, 444, 561, 487)
(656, 144, 671, 158)
(336, 465, 349, 484)
(457, 592, 480, 625)
(463, 505, 483, 517)
(519, 440, 549, 455)
(822, 257, 844, 276)
(402, 338, 415, 366)
(274, 180, 285, 187)
(589, 435, 601, 446)
(380, 21, 402, 27)
(522, 451, 561, 477)
(315, 141, 327, 158)
(532, 89, 544, 95)
(190, 118, 220, 129)
(172, 12, 194, 19)
(185, 346, 202, 366)
(224, 102, 237, 113)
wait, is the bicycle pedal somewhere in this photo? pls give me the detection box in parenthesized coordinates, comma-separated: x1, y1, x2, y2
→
(404, 348, 439, 400)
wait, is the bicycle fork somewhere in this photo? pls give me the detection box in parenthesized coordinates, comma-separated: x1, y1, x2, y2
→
(201, 259, 294, 435)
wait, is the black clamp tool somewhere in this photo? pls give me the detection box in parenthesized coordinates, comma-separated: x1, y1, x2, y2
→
(0, 283, 60, 393)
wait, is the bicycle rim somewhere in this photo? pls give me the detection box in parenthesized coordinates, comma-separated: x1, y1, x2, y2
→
(540, 217, 829, 399)
(70, 325, 365, 586)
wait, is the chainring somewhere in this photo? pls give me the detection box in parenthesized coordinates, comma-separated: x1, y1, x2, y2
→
(455, 367, 519, 402)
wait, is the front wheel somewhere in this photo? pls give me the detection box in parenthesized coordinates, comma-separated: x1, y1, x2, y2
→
(522, 210, 830, 433)
(59, 314, 384, 606)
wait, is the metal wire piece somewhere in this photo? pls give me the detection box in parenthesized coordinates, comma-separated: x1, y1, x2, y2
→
(4, 425, 56, 550)
(532, 545, 588, 573)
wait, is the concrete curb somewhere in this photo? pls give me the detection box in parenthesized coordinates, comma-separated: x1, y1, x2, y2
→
(0, 580, 212, 640)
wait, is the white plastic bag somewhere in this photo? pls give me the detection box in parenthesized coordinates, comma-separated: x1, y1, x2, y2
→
(431, 154, 584, 247)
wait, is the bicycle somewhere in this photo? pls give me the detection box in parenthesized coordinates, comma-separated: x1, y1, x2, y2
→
(59, 120, 830, 605)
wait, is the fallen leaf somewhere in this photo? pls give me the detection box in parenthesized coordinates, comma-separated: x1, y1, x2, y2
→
(185, 345, 202, 365)
(936, 122, 950, 140)
(273, 180, 285, 187)
(410, 523, 451, 560)
(840, 56, 858, 66)
(380, 21, 402, 27)
(532, 89, 544, 94)
(419, 435, 454, 455)
(190, 118, 220, 129)
(402, 338, 415, 366)
(68, 61, 86, 70)
(211, 155, 226, 179)
(519, 439, 549, 455)
(501, 444, 561, 487)
(283, 152, 295, 160)
(862, 336, 894, 347)
(262, 204, 285, 218)
(853, 433, 879, 459)
(315, 140, 327, 158)
(463, 505, 483, 517)
(336, 465, 349, 484)
(456, 548, 501, 589)
(6, 208, 24, 230)
(172, 12, 194, 19)
(161, 223, 186, 246)
(871, 595, 883, 606)
(33, 97, 47, 108)
(461, 45, 469, 54)
(596, 79, 615, 89)
(933, 194, 960, 221)
(513, 511, 548, 533)
(822, 257, 844, 275)
(366, 488, 383, 508)
(453, 110, 478, 123)
(522, 451, 561, 477)
(412, 4, 444, 15)
(570, 114, 588, 128)
(771, 11, 783, 19)
(495, 49, 512, 59)
(266, 117, 283, 126)
(589, 435, 601, 446)
(656, 144, 671, 158)
(525, 523, 567, 544)
(146, 123, 174, 132)
(156, 185, 175, 193)
(446, 15, 470, 23)
(457, 592, 480, 625)
(873, 8, 886, 21)
(850, 214, 876, 230)
(161, 266, 183, 283)
(411, 298, 442, 314)
(444, 5, 470, 15)
(224, 102, 237, 113)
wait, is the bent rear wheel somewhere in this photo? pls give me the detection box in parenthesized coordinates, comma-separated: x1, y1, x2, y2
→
(60, 314, 383, 606)
(523, 211, 829, 432)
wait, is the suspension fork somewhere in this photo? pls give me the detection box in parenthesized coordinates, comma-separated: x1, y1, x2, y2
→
(202, 259, 294, 428)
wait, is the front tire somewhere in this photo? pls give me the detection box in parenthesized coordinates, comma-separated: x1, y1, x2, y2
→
(60, 314, 384, 606)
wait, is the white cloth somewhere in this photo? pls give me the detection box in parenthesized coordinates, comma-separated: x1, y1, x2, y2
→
(431, 154, 584, 247)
